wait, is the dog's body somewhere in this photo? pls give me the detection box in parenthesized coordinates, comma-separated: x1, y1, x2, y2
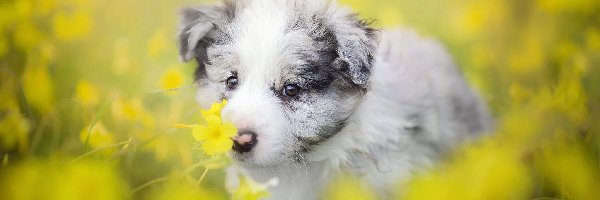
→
(178, 0, 491, 199)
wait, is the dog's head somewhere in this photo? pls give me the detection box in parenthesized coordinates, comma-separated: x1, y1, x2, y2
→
(178, 0, 377, 167)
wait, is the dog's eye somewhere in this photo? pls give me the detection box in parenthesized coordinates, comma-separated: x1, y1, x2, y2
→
(226, 75, 238, 89)
(283, 84, 300, 97)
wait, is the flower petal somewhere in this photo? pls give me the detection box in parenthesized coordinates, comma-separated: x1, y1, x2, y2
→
(234, 175, 271, 200)
(205, 115, 221, 127)
(192, 125, 209, 141)
(221, 122, 238, 138)
(202, 138, 233, 155)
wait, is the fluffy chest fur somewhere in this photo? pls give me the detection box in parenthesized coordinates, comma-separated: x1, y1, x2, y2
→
(177, 0, 491, 199)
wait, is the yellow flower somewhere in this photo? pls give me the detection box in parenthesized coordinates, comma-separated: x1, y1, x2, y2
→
(233, 175, 277, 200)
(79, 122, 115, 149)
(159, 68, 185, 91)
(36, 0, 56, 16)
(22, 59, 55, 114)
(193, 115, 237, 155)
(12, 22, 43, 51)
(146, 180, 225, 200)
(148, 30, 170, 59)
(536, 140, 600, 200)
(75, 80, 100, 107)
(111, 39, 137, 75)
(201, 99, 228, 119)
(175, 99, 233, 156)
(323, 174, 376, 200)
(0, 160, 128, 200)
(404, 138, 532, 200)
(13, 0, 32, 19)
(52, 10, 92, 40)
(0, 73, 30, 153)
(111, 97, 154, 127)
(507, 33, 545, 75)
(0, 108, 30, 152)
(551, 67, 588, 125)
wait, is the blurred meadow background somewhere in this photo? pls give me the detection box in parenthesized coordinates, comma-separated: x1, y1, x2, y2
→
(0, 0, 599, 199)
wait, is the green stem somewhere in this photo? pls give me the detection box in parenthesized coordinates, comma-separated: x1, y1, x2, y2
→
(84, 97, 115, 152)
(71, 141, 129, 163)
(129, 176, 172, 195)
(196, 157, 213, 185)
(129, 161, 207, 195)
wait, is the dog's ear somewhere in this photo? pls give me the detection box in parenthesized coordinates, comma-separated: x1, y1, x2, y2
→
(179, 7, 215, 62)
(330, 15, 379, 89)
(178, 3, 235, 62)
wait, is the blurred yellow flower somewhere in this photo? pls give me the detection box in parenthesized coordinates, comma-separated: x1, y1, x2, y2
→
(147, 180, 226, 200)
(0, 73, 30, 153)
(233, 175, 277, 200)
(323, 174, 376, 200)
(148, 30, 170, 59)
(39, 41, 56, 62)
(22, 59, 55, 114)
(75, 80, 100, 107)
(142, 131, 194, 164)
(553, 40, 578, 64)
(404, 145, 532, 200)
(552, 67, 588, 125)
(0, 108, 30, 152)
(0, 160, 128, 200)
(79, 122, 115, 149)
(460, 4, 486, 35)
(507, 34, 545, 75)
(13, 22, 43, 52)
(111, 97, 155, 127)
(13, 0, 33, 20)
(536, 140, 600, 200)
(448, 0, 508, 40)
(508, 82, 533, 103)
(495, 109, 541, 147)
(159, 68, 185, 90)
(112, 39, 138, 75)
(52, 10, 92, 41)
(193, 115, 237, 156)
(36, 0, 56, 16)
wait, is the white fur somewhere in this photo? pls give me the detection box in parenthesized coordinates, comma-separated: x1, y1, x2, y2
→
(185, 0, 492, 199)
(222, 28, 491, 199)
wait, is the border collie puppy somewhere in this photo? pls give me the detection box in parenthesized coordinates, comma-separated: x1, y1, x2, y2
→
(177, 0, 491, 199)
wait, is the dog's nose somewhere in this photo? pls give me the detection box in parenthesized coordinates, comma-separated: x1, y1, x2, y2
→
(232, 129, 257, 153)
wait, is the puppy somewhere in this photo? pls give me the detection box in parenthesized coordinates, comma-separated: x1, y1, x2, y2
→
(177, 0, 491, 199)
